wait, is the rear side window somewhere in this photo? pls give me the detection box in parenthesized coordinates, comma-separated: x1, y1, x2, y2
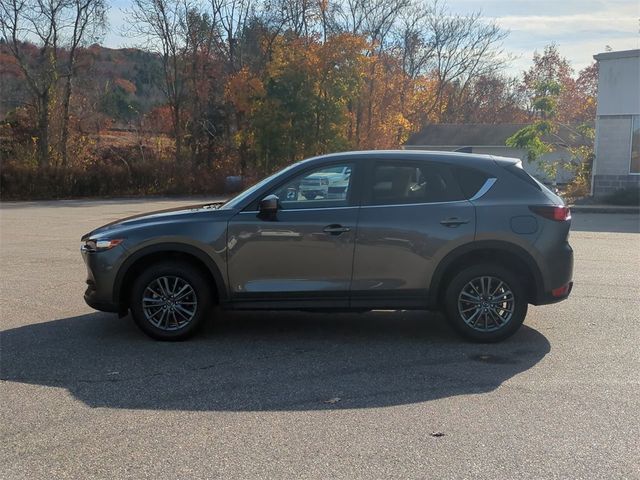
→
(503, 164, 542, 191)
(368, 162, 464, 205)
(451, 166, 490, 199)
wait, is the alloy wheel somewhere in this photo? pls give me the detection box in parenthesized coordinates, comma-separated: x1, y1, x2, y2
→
(142, 276, 198, 331)
(457, 276, 514, 332)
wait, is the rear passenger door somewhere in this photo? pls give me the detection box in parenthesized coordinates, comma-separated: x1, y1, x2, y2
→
(350, 160, 476, 308)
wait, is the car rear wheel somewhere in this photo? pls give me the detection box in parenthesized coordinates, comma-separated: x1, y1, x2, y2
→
(444, 264, 527, 342)
(130, 261, 212, 340)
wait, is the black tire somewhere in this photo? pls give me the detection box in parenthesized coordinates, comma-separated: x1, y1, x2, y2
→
(130, 261, 213, 341)
(444, 263, 528, 342)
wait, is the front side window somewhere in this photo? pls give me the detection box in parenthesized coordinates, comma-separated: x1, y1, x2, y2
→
(270, 164, 353, 209)
(631, 115, 640, 174)
(369, 162, 464, 205)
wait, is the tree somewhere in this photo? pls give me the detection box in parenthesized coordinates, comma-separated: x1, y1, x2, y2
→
(128, 0, 200, 161)
(0, 0, 106, 167)
(443, 74, 526, 124)
(59, 0, 107, 166)
(519, 44, 597, 124)
(507, 46, 596, 195)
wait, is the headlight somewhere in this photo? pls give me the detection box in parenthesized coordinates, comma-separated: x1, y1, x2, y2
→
(83, 238, 123, 252)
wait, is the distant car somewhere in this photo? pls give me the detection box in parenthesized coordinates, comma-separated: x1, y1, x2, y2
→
(81, 150, 573, 342)
(298, 165, 351, 199)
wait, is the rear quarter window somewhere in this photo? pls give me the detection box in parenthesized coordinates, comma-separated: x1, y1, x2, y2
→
(503, 164, 542, 191)
(451, 166, 490, 199)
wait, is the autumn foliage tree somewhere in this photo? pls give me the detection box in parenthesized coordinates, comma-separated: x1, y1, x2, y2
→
(0, 1, 601, 199)
(0, 0, 106, 167)
(507, 45, 597, 194)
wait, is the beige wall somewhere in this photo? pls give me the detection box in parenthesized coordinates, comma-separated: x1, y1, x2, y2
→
(594, 51, 640, 116)
(594, 116, 633, 176)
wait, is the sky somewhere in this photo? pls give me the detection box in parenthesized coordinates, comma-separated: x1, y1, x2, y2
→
(104, 0, 640, 76)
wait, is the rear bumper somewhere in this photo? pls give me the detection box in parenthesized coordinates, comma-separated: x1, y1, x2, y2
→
(535, 281, 573, 305)
(532, 242, 574, 305)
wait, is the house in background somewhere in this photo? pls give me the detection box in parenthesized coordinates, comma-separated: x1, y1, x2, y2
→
(591, 49, 640, 198)
(404, 123, 588, 185)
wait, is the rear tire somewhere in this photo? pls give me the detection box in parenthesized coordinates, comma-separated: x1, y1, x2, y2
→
(130, 261, 212, 341)
(444, 264, 527, 342)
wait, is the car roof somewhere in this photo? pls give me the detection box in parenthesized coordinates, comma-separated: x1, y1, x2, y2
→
(297, 149, 515, 169)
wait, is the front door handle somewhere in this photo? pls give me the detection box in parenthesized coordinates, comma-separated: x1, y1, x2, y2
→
(440, 217, 470, 227)
(323, 224, 351, 235)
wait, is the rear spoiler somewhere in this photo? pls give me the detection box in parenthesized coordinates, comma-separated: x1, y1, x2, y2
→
(491, 155, 522, 168)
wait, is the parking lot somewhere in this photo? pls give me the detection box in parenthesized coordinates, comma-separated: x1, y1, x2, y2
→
(1, 199, 639, 479)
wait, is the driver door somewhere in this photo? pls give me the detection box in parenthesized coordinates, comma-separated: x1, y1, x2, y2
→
(226, 162, 359, 308)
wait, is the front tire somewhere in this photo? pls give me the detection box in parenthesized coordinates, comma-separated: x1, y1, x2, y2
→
(130, 261, 212, 340)
(444, 264, 527, 342)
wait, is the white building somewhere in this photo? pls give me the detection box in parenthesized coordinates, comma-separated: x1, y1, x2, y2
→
(592, 49, 640, 197)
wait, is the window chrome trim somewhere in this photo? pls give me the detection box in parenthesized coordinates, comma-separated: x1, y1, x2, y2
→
(469, 177, 497, 201)
(361, 200, 469, 209)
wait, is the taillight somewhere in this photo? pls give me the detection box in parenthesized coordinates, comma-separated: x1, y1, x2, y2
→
(529, 205, 571, 221)
(551, 283, 572, 298)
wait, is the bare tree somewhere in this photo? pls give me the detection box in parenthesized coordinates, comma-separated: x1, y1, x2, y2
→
(127, 0, 200, 161)
(331, 0, 409, 48)
(1, 0, 106, 167)
(1, 0, 63, 166)
(59, 0, 106, 166)
(210, 0, 252, 72)
(265, 0, 318, 38)
(418, 0, 510, 120)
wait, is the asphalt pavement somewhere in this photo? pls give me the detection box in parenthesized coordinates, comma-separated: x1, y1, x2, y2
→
(1, 199, 639, 479)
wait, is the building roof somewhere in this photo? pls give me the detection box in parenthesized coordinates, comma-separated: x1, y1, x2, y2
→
(405, 123, 591, 148)
(593, 49, 640, 62)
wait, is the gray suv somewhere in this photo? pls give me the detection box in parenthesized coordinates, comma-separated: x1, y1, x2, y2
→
(81, 151, 573, 342)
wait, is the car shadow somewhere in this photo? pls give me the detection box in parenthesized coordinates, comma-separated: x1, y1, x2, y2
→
(0, 310, 550, 411)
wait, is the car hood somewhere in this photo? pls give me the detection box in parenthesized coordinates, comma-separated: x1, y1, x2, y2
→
(82, 201, 231, 240)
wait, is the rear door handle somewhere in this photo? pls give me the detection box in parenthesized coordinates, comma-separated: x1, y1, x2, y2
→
(440, 217, 470, 227)
(323, 224, 351, 235)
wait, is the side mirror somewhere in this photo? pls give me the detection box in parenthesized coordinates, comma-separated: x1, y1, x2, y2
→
(258, 194, 279, 217)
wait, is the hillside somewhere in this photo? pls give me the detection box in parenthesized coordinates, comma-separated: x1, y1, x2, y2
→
(0, 43, 165, 128)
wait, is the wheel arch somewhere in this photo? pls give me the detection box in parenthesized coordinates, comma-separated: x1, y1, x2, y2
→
(113, 243, 227, 311)
(428, 240, 544, 308)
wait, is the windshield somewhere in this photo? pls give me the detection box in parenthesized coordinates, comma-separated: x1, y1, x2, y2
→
(221, 163, 299, 210)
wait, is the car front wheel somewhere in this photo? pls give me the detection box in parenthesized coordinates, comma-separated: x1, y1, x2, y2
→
(130, 261, 212, 340)
(444, 264, 527, 342)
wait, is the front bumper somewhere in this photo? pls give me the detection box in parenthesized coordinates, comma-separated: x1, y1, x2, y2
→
(84, 287, 119, 312)
(81, 245, 124, 313)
